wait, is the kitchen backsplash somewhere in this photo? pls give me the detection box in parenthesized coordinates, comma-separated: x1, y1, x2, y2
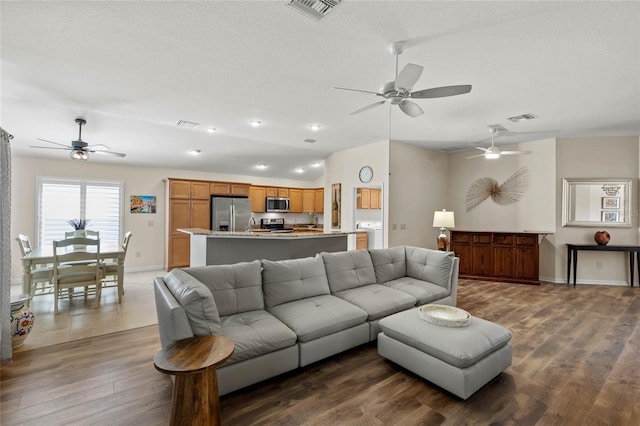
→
(252, 212, 323, 226)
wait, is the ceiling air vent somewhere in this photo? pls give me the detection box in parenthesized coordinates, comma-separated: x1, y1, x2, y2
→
(176, 120, 200, 129)
(287, 0, 341, 21)
(507, 113, 537, 122)
(304, 138, 317, 143)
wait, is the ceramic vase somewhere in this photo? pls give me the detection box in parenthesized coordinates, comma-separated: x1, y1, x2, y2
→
(594, 231, 610, 246)
(10, 296, 35, 349)
(73, 229, 87, 249)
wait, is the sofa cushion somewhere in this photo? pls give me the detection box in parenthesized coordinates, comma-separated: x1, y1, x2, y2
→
(322, 250, 377, 293)
(221, 310, 298, 365)
(333, 284, 417, 321)
(384, 277, 449, 305)
(262, 256, 330, 308)
(182, 260, 263, 317)
(405, 246, 455, 291)
(267, 294, 368, 342)
(369, 246, 407, 283)
(163, 269, 222, 335)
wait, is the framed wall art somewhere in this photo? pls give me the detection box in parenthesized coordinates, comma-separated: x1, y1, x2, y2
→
(131, 195, 156, 213)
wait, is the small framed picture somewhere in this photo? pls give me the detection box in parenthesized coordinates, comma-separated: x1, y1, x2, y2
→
(602, 211, 620, 222)
(602, 197, 620, 209)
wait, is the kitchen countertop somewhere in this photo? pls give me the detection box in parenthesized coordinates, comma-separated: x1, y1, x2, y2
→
(178, 228, 358, 239)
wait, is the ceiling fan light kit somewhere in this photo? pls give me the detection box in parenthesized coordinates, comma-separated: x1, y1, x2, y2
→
(334, 45, 472, 118)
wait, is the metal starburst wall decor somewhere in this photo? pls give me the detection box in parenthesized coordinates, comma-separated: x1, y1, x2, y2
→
(465, 166, 530, 211)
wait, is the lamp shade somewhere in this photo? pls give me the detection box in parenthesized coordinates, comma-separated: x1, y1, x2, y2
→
(433, 210, 455, 228)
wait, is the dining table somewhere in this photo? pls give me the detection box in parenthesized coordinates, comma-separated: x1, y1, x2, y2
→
(21, 243, 126, 301)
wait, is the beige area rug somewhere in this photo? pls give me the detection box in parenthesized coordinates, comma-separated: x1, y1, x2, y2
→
(11, 269, 163, 352)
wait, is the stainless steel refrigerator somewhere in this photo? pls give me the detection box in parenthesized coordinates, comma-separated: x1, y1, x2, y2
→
(211, 197, 252, 232)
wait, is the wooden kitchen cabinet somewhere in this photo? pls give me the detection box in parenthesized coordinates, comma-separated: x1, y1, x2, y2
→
(356, 231, 368, 250)
(210, 182, 250, 196)
(169, 179, 209, 199)
(278, 187, 289, 198)
(370, 188, 381, 209)
(314, 188, 324, 213)
(356, 188, 371, 209)
(249, 186, 267, 213)
(450, 231, 540, 285)
(266, 187, 278, 197)
(166, 178, 212, 270)
(356, 188, 381, 209)
(302, 189, 316, 213)
(289, 188, 303, 213)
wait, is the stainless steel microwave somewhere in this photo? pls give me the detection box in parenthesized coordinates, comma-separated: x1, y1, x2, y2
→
(266, 197, 290, 213)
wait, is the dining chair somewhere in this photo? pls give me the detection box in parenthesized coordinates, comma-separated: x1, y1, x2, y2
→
(52, 237, 104, 314)
(101, 231, 132, 302)
(16, 234, 54, 299)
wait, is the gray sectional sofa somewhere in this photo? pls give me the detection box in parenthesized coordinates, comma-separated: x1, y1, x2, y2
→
(154, 245, 459, 396)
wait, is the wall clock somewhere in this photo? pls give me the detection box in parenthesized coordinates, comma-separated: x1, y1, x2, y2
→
(359, 166, 373, 183)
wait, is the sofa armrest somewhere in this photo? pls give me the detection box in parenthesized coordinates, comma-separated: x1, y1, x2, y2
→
(154, 277, 195, 349)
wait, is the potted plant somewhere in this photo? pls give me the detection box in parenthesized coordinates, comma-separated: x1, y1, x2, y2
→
(67, 218, 90, 248)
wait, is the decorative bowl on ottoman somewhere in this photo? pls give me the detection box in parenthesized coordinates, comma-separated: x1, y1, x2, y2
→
(418, 304, 470, 328)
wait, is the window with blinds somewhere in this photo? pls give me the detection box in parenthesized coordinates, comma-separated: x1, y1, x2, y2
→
(36, 177, 124, 248)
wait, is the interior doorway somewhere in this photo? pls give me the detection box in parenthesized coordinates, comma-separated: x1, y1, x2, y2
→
(352, 184, 384, 250)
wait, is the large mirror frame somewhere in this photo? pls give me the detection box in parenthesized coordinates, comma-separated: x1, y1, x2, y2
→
(562, 178, 632, 227)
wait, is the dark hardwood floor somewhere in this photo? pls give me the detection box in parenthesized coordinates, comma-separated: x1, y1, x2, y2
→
(2, 280, 640, 425)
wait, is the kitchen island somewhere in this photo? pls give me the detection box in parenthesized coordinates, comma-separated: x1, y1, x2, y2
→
(178, 228, 352, 267)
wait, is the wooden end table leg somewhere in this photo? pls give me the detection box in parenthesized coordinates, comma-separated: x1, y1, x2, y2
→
(169, 368, 221, 426)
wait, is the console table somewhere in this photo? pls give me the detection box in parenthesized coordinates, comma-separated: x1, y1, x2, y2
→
(154, 335, 234, 426)
(566, 244, 640, 287)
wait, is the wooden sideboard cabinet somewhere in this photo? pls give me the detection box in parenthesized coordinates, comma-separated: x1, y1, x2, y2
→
(450, 231, 540, 285)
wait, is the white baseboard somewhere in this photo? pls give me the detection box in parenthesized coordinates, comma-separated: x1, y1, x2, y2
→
(540, 275, 630, 286)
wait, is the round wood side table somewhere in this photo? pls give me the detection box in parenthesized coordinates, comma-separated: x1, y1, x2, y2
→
(154, 335, 234, 426)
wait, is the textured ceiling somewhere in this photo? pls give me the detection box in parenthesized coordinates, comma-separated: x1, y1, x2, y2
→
(2, 1, 639, 181)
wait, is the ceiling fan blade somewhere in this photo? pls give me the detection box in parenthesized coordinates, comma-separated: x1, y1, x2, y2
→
(333, 87, 382, 96)
(411, 84, 472, 99)
(36, 138, 69, 148)
(395, 63, 423, 91)
(475, 147, 490, 152)
(91, 150, 126, 157)
(30, 145, 71, 151)
(349, 100, 386, 115)
(87, 143, 110, 150)
(466, 153, 488, 159)
(500, 151, 532, 156)
(398, 100, 423, 118)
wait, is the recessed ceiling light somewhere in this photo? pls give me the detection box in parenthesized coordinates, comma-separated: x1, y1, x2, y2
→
(311, 162, 322, 168)
(310, 124, 320, 131)
(294, 168, 304, 174)
(206, 127, 216, 133)
(189, 149, 202, 156)
(256, 163, 268, 170)
(250, 120, 262, 127)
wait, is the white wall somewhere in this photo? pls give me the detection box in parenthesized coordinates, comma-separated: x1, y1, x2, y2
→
(388, 141, 449, 248)
(9, 155, 320, 281)
(553, 136, 640, 285)
(323, 140, 389, 248)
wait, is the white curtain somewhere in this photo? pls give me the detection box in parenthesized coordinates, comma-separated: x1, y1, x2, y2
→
(1, 127, 13, 361)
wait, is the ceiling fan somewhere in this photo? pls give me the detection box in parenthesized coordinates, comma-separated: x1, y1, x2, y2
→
(31, 118, 126, 161)
(333, 44, 472, 118)
(466, 128, 532, 160)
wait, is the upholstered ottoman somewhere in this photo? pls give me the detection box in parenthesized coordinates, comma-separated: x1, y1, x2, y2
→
(377, 307, 512, 400)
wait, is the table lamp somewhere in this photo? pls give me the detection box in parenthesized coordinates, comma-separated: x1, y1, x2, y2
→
(433, 209, 455, 251)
